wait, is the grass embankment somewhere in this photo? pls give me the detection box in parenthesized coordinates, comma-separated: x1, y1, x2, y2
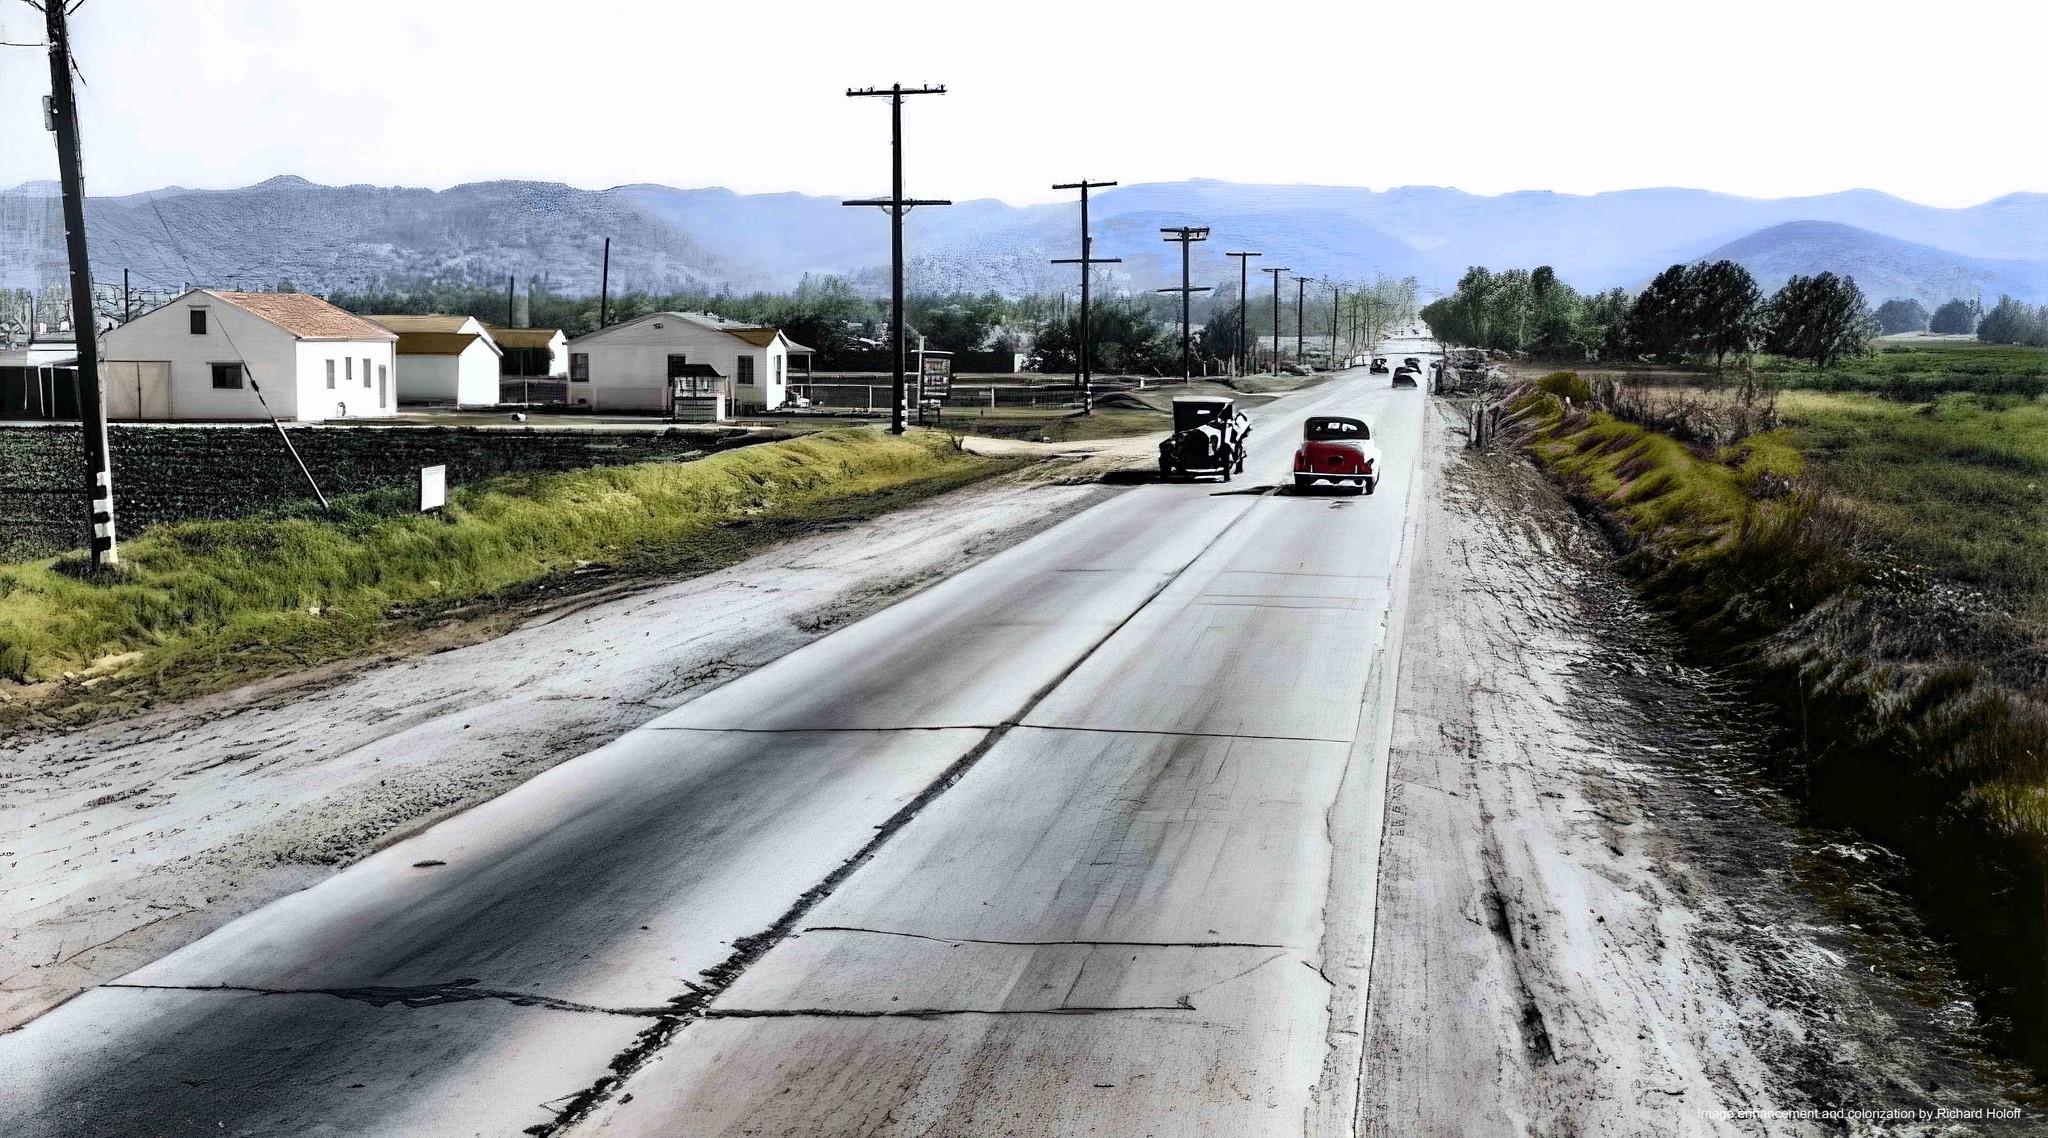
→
(1517, 361, 2048, 1066)
(0, 428, 1013, 728)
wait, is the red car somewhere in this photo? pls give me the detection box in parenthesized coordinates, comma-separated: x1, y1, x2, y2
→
(1293, 415, 1381, 494)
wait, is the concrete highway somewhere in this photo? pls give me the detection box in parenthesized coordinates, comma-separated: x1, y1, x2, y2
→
(3, 342, 1438, 1137)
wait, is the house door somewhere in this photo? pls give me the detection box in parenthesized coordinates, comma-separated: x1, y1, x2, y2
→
(137, 361, 171, 419)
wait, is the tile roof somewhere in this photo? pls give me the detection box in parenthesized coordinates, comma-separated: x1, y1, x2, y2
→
(483, 325, 565, 349)
(392, 331, 484, 357)
(206, 291, 395, 341)
(369, 314, 475, 335)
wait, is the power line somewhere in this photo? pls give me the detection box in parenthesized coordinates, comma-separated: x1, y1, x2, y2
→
(1050, 179, 1119, 414)
(843, 83, 949, 435)
(1156, 226, 1210, 385)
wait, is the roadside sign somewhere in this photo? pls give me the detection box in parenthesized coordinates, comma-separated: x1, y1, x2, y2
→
(919, 352, 952, 403)
(420, 465, 446, 512)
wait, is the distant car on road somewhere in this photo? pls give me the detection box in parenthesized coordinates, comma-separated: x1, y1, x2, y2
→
(1293, 414, 1380, 494)
(1369, 356, 1389, 374)
(1159, 395, 1251, 482)
(1402, 356, 1421, 370)
(1392, 365, 1418, 388)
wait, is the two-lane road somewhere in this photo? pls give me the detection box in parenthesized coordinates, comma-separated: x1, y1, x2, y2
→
(4, 351, 1439, 1137)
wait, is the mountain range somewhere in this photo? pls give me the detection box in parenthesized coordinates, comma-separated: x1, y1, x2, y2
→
(5, 176, 2047, 308)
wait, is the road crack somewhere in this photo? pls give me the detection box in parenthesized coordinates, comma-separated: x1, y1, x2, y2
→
(102, 979, 673, 1018)
(799, 925, 1297, 950)
(703, 1000, 1195, 1020)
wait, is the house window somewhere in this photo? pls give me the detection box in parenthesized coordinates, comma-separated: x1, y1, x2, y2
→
(736, 356, 756, 385)
(189, 309, 207, 335)
(774, 355, 783, 384)
(378, 364, 388, 408)
(326, 359, 336, 389)
(667, 354, 690, 378)
(345, 357, 354, 385)
(569, 353, 589, 381)
(363, 357, 372, 388)
(210, 362, 243, 389)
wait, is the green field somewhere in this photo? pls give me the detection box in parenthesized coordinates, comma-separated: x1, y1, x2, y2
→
(1781, 390, 2048, 618)
(1758, 340, 2048, 399)
(0, 429, 1010, 726)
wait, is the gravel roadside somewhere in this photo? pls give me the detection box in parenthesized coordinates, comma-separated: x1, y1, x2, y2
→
(1361, 405, 2042, 1134)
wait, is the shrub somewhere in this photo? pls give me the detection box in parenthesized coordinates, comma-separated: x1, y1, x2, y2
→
(1536, 370, 1594, 405)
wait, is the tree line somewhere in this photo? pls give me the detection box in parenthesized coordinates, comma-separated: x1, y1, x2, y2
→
(324, 275, 1063, 359)
(1420, 261, 1877, 369)
(326, 271, 1419, 377)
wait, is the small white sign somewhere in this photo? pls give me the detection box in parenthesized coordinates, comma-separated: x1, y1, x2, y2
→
(420, 465, 447, 512)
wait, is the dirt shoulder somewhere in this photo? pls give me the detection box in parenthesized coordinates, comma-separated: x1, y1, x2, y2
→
(0, 470, 1118, 1031)
(1362, 404, 2041, 1133)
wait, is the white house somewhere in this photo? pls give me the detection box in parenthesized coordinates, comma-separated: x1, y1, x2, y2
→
(370, 314, 504, 407)
(101, 290, 397, 422)
(563, 312, 812, 413)
(484, 324, 569, 378)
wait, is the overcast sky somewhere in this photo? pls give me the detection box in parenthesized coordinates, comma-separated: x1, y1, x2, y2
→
(1, 0, 2041, 208)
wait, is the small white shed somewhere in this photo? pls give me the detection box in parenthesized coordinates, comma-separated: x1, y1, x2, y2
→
(101, 290, 397, 422)
(370, 315, 504, 407)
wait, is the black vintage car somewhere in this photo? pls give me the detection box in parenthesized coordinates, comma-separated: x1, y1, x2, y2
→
(1159, 396, 1251, 482)
(1368, 356, 1390, 374)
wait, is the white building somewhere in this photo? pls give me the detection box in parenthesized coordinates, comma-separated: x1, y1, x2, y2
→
(100, 290, 397, 422)
(370, 314, 504, 407)
(563, 312, 812, 413)
(485, 324, 569, 378)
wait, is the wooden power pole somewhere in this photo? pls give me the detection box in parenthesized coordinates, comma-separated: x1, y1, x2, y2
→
(1157, 226, 1211, 385)
(44, 1, 118, 568)
(844, 83, 950, 435)
(1051, 179, 1120, 413)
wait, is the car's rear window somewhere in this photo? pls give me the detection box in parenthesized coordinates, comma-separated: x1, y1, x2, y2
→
(1306, 418, 1369, 441)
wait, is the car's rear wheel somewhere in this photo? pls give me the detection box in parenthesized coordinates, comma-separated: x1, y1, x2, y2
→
(1294, 474, 1313, 490)
(1365, 476, 1379, 495)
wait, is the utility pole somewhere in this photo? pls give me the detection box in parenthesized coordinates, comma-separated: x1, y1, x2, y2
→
(44, 0, 117, 569)
(598, 238, 610, 328)
(1156, 226, 1211, 385)
(1294, 276, 1310, 365)
(844, 83, 950, 435)
(1050, 179, 1120, 414)
(1224, 251, 1260, 377)
(1260, 266, 1290, 374)
(122, 268, 130, 324)
(506, 275, 515, 327)
(1318, 279, 1341, 368)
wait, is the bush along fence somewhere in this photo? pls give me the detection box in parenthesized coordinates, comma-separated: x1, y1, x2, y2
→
(0, 423, 775, 562)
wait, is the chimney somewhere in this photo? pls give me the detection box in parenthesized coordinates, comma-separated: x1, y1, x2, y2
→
(513, 287, 531, 329)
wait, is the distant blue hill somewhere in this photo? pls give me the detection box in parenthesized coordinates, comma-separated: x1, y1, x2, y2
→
(4, 177, 2046, 304)
(1703, 221, 2048, 309)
